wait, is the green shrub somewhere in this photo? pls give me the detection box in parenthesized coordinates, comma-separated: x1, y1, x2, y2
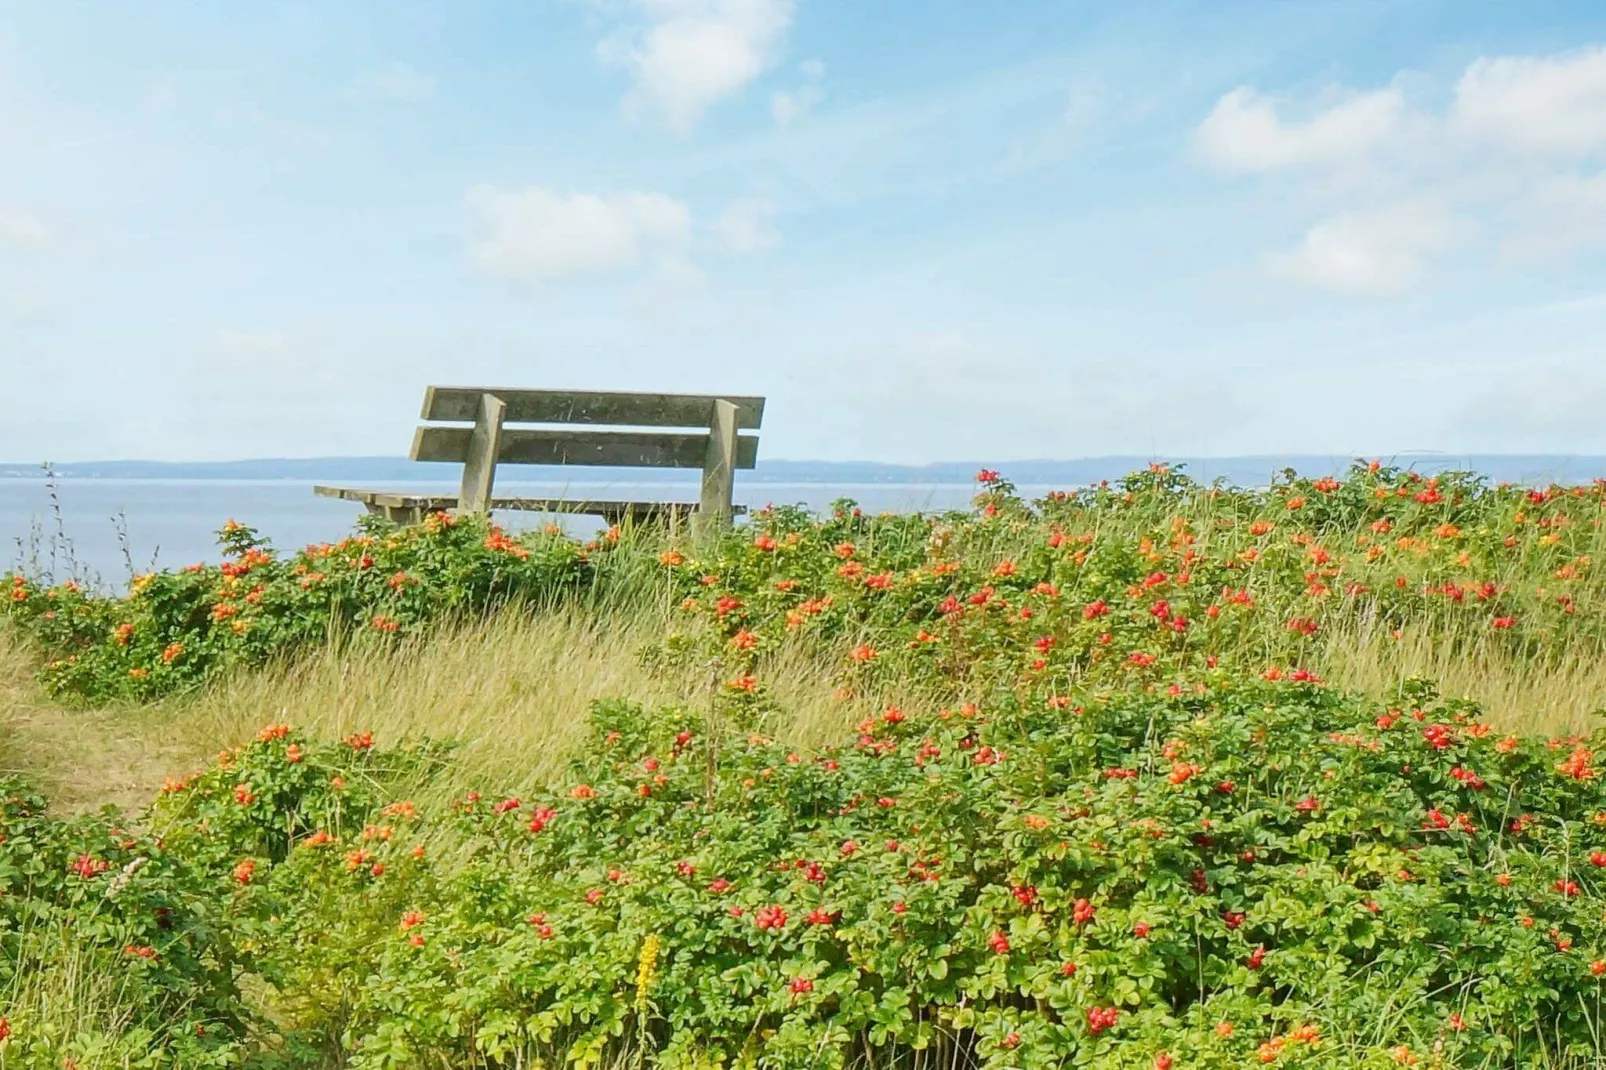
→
(0, 774, 250, 1065)
(6, 460, 1606, 1067)
(15, 679, 1606, 1067)
(3, 513, 592, 702)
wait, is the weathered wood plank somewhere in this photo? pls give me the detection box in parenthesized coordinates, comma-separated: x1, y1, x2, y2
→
(317, 486, 452, 510)
(411, 427, 760, 469)
(314, 485, 365, 500)
(458, 393, 506, 514)
(407, 425, 432, 464)
(698, 398, 739, 525)
(420, 387, 765, 430)
(312, 485, 743, 522)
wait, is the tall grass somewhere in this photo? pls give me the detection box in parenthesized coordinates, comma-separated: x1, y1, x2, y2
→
(9, 597, 1603, 818)
(7, 470, 1606, 812)
(1315, 611, 1606, 735)
(0, 604, 900, 814)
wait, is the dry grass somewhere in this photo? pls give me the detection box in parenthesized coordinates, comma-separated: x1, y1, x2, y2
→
(151, 608, 686, 797)
(1, 607, 901, 813)
(174, 610, 898, 797)
(0, 631, 205, 813)
(1316, 615, 1606, 737)
(7, 597, 1605, 816)
(0, 931, 151, 1046)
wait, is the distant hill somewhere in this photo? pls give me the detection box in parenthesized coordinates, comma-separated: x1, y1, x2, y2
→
(4, 455, 1606, 486)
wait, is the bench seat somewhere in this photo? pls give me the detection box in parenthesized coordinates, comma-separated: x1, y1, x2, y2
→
(314, 484, 744, 526)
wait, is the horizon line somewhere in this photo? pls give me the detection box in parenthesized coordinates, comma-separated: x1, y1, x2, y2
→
(9, 450, 1606, 470)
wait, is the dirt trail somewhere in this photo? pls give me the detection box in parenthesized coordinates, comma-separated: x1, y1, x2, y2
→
(0, 638, 195, 814)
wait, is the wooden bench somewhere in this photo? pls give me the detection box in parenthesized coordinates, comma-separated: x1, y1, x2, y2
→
(315, 387, 764, 528)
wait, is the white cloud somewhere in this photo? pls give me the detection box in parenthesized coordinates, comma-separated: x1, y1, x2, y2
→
(1452, 46, 1606, 158)
(1198, 45, 1606, 296)
(468, 185, 782, 291)
(713, 197, 779, 254)
(355, 62, 437, 103)
(0, 211, 55, 250)
(651, 255, 707, 288)
(604, 0, 795, 134)
(626, 254, 708, 327)
(1194, 86, 1405, 173)
(1505, 169, 1606, 261)
(770, 84, 821, 126)
(769, 58, 825, 127)
(468, 185, 692, 287)
(1536, 168, 1606, 212)
(1266, 202, 1469, 298)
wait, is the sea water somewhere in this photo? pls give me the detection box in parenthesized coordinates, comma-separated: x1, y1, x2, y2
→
(0, 478, 1044, 589)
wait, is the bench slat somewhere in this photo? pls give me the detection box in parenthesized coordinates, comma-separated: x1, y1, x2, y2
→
(313, 485, 744, 520)
(410, 427, 760, 469)
(421, 387, 764, 430)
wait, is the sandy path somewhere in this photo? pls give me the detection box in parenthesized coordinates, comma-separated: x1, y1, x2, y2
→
(0, 636, 196, 814)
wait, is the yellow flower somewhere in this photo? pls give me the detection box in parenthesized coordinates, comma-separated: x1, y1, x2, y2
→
(634, 932, 662, 1012)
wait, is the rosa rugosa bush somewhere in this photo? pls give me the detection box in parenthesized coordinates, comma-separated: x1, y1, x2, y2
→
(3, 512, 592, 702)
(0, 775, 251, 1065)
(4, 459, 1606, 1068)
(145, 684, 1606, 1069)
(652, 461, 1604, 710)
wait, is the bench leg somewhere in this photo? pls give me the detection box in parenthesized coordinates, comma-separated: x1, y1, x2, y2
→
(363, 503, 421, 525)
(458, 392, 506, 516)
(696, 399, 739, 532)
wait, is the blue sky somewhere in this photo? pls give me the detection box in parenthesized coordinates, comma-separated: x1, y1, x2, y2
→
(3, 0, 1606, 464)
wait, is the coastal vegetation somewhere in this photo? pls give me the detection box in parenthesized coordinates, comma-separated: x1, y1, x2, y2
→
(3, 461, 1606, 1067)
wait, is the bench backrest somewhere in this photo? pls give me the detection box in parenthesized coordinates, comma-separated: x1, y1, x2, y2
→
(408, 387, 765, 521)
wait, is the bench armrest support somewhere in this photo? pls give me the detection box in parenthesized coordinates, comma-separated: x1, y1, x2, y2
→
(459, 392, 507, 514)
(698, 398, 739, 526)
